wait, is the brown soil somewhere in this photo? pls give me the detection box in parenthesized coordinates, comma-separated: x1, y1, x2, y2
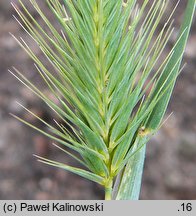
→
(0, 0, 195, 199)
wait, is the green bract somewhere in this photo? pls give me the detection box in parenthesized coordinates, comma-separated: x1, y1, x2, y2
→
(11, 0, 195, 200)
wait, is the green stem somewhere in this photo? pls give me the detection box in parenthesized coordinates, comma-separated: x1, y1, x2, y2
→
(104, 178, 113, 200)
(105, 187, 112, 200)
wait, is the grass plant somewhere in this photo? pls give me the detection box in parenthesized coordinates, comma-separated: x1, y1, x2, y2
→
(10, 0, 195, 200)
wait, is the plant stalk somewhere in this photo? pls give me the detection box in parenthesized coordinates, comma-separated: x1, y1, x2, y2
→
(104, 178, 113, 200)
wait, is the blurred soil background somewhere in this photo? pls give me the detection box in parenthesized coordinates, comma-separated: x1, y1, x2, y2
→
(0, 0, 195, 199)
